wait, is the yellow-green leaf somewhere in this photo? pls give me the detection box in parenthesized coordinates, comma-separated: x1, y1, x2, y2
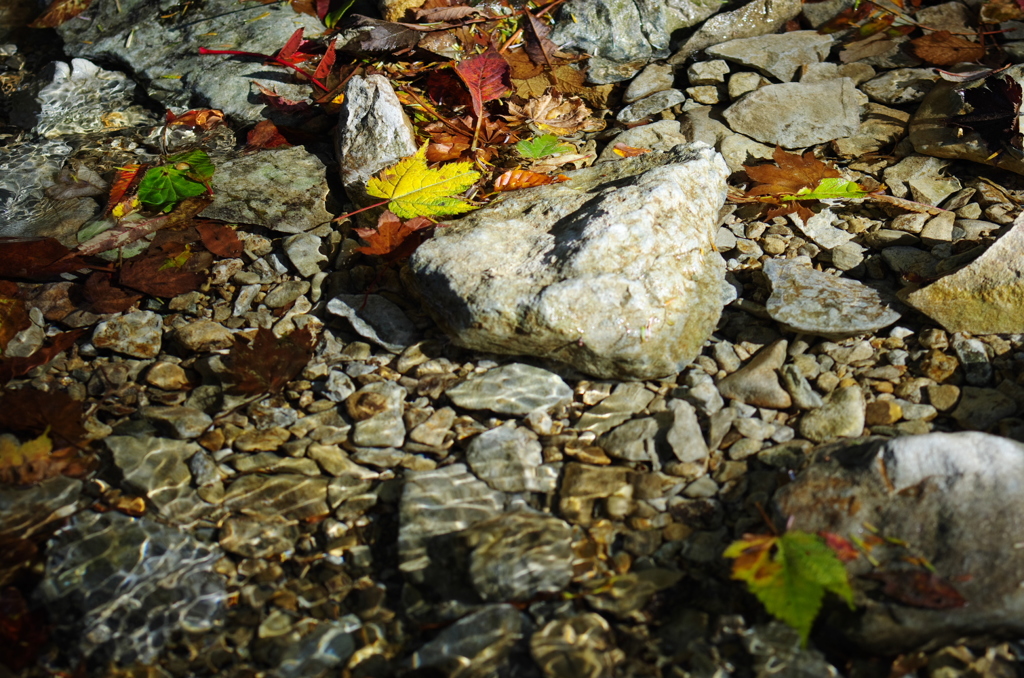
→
(365, 145, 480, 220)
(782, 177, 870, 202)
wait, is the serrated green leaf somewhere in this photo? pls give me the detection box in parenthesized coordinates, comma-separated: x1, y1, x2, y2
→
(365, 145, 480, 219)
(137, 150, 214, 212)
(516, 134, 573, 159)
(782, 177, 869, 202)
(726, 531, 853, 647)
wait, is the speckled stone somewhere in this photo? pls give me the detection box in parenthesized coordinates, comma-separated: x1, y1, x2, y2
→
(92, 311, 163, 358)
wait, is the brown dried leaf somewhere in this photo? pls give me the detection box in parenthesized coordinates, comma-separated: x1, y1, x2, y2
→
(744, 146, 841, 199)
(117, 242, 210, 298)
(506, 90, 605, 135)
(0, 295, 31, 354)
(0, 238, 89, 279)
(492, 169, 568, 192)
(613, 143, 651, 158)
(0, 386, 88, 448)
(29, 0, 91, 28)
(223, 327, 316, 396)
(82, 272, 142, 315)
(353, 210, 434, 259)
(910, 31, 985, 66)
(196, 221, 244, 258)
(522, 11, 560, 68)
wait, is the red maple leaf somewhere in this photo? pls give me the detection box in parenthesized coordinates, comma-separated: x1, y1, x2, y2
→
(453, 47, 511, 118)
(354, 211, 435, 260)
(222, 327, 316, 395)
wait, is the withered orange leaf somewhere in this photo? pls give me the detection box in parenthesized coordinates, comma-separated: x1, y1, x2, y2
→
(29, 0, 91, 28)
(910, 31, 985, 66)
(0, 295, 31, 354)
(104, 163, 145, 217)
(223, 327, 316, 395)
(744, 146, 841, 199)
(165, 109, 225, 130)
(613, 143, 651, 158)
(0, 238, 89, 279)
(313, 37, 337, 80)
(0, 329, 85, 386)
(82, 272, 142, 315)
(492, 169, 568, 192)
(196, 221, 244, 258)
(246, 120, 293, 150)
(453, 48, 511, 118)
(354, 211, 435, 259)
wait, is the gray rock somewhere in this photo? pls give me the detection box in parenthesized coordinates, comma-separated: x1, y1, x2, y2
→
(222, 474, 330, 521)
(666, 398, 709, 464)
(550, 0, 719, 83)
(408, 144, 728, 380)
(903, 211, 1024, 333)
(263, 280, 309, 309)
(283, 232, 328, 277)
(203, 146, 332, 234)
(92, 311, 163, 358)
(172, 320, 234, 353)
(777, 432, 1024, 653)
(951, 386, 1018, 430)
(106, 436, 216, 524)
(723, 79, 867, 148)
(336, 75, 418, 215)
(464, 510, 574, 601)
(597, 416, 662, 465)
(764, 259, 902, 338)
(780, 364, 825, 410)
(576, 382, 656, 434)
(56, 0, 324, 120)
(466, 422, 557, 493)
(909, 65, 1024, 176)
(399, 463, 506, 582)
(138, 406, 213, 440)
(687, 59, 730, 86)
(38, 511, 227, 665)
(833, 103, 910, 158)
(790, 208, 853, 250)
(275, 619, 356, 678)
(219, 515, 298, 558)
(625, 63, 677, 103)
(0, 477, 82, 586)
(327, 294, 419, 353)
(350, 381, 407, 448)
(669, 0, 804, 64)
(705, 31, 833, 82)
(860, 68, 940, 105)
(616, 89, 687, 124)
(446, 364, 573, 415)
(798, 385, 865, 443)
(717, 339, 792, 409)
(407, 604, 530, 674)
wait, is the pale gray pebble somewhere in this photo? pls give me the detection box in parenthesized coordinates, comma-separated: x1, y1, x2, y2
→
(446, 363, 573, 415)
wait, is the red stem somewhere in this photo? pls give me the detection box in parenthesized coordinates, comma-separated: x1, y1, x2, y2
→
(198, 47, 329, 92)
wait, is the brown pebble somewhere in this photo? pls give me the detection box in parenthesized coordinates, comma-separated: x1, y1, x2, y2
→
(927, 383, 961, 412)
(346, 391, 389, 420)
(865, 399, 902, 426)
(921, 350, 959, 382)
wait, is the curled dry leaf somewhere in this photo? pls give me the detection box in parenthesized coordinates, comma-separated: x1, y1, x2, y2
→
(492, 169, 569, 192)
(28, 0, 91, 28)
(0, 292, 31, 354)
(505, 90, 605, 135)
(910, 31, 985, 66)
(354, 210, 434, 259)
(613, 143, 651, 158)
(165, 109, 225, 130)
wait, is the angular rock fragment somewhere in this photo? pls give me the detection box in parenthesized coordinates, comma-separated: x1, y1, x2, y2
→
(466, 422, 558, 493)
(706, 31, 833, 82)
(764, 259, 901, 338)
(446, 363, 573, 415)
(409, 144, 729, 379)
(327, 294, 419, 353)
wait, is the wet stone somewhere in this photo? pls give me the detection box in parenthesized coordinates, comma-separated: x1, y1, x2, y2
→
(350, 381, 407, 448)
(327, 294, 419, 353)
(0, 477, 82, 586)
(138, 405, 212, 440)
(624, 63, 676, 103)
(462, 509, 574, 601)
(446, 363, 573, 415)
(274, 619, 357, 678)
(764, 258, 901, 338)
(399, 463, 506, 583)
(575, 382, 656, 435)
(222, 474, 330, 521)
(145, 361, 190, 390)
(92, 311, 163, 358)
(406, 604, 530, 675)
(466, 422, 558, 493)
(666, 398, 709, 464)
(531, 613, 622, 678)
(231, 452, 321, 476)
(558, 463, 631, 525)
(106, 435, 215, 524)
(951, 387, 1018, 431)
(409, 406, 456, 447)
(233, 426, 291, 452)
(264, 281, 310, 309)
(595, 417, 660, 466)
(37, 510, 227, 665)
(219, 515, 299, 559)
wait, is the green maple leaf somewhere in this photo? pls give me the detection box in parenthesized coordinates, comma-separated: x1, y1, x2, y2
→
(782, 177, 870, 202)
(516, 134, 573, 159)
(137, 150, 215, 212)
(365, 145, 480, 219)
(725, 531, 854, 646)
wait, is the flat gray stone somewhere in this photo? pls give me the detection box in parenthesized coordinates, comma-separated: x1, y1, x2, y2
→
(717, 339, 792, 409)
(723, 78, 867, 148)
(706, 31, 833, 82)
(203, 146, 332, 234)
(764, 259, 902, 338)
(466, 423, 557, 493)
(327, 294, 419, 353)
(446, 364, 572, 415)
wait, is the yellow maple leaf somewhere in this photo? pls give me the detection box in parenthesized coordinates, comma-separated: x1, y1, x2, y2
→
(365, 145, 481, 220)
(0, 429, 53, 471)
